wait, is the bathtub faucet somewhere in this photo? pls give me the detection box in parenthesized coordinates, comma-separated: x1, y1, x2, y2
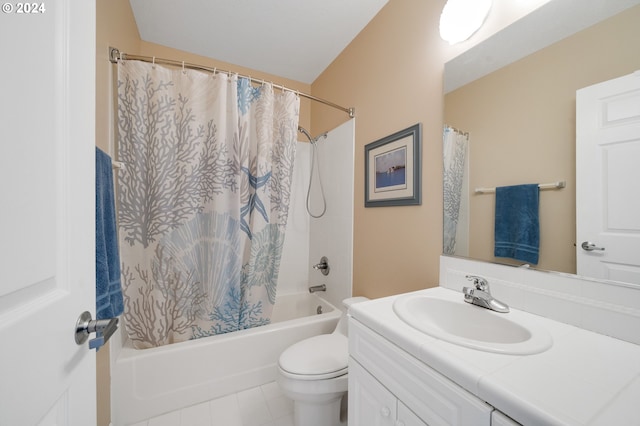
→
(308, 284, 326, 293)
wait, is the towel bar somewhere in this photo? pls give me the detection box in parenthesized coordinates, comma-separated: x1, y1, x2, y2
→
(475, 180, 565, 194)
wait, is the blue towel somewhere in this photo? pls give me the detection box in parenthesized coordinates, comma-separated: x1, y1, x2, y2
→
(96, 147, 124, 320)
(494, 184, 540, 264)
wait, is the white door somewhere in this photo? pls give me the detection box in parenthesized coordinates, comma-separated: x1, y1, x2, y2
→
(0, 1, 96, 425)
(576, 72, 640, 285)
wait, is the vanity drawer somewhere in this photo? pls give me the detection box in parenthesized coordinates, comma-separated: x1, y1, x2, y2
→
(349, 317, 492, 426)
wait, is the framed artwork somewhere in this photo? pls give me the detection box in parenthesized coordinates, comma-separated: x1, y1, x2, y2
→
(364, 123, 422, 207)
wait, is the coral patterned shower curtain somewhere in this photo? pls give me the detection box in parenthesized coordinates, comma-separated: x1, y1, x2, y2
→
(116, 60, 299, 349)
(443, 126, 469, 255)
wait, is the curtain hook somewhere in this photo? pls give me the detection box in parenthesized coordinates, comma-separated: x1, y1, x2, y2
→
(213, 67, 217, 76)
(152, 56, 156, 69)
(182, 61, 186, 74)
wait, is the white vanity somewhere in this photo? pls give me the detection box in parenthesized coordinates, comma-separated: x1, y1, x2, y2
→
(347, 256, 640, 425)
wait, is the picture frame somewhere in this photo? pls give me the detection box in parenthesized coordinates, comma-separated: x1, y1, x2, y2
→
(364, 123, 422, 207)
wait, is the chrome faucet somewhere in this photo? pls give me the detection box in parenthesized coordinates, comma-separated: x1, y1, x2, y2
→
(463, 275, 509, 313)
(308, 284, 326, 293)
(312, 256, 330, 276)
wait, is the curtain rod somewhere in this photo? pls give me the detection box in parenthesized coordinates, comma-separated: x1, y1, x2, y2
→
(444, 125, 469, 136)
(109, 47, 355, 119)
(474, 181, 566, 194)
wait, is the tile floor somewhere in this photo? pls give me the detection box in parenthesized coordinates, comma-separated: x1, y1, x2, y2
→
(131, 382, 294, 426)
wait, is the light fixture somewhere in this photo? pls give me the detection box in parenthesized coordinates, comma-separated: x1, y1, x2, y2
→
(439, 0, 493, 45)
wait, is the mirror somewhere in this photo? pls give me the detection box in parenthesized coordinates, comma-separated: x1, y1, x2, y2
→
(443, 0, 640, 283)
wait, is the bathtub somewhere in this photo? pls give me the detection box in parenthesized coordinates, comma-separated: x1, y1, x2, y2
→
(111, 292, 341, 425)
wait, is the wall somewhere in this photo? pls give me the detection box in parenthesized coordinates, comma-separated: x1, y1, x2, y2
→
(444, 6, 640, 274)
(96, 2, 140, 424)
(310, 0, 639, 298)
(311, 0, 448, 299)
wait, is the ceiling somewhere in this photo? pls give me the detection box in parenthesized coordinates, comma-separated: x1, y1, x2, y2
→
(129, 0, 389, 84)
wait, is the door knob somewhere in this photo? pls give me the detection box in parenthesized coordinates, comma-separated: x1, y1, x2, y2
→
(74, 311, 119, 350)
(581, 241, 605, 252)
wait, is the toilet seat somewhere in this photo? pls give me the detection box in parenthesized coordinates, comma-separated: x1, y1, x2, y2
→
(278, 334, 348, 380)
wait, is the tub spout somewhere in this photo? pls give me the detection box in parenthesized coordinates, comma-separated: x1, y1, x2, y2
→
(308, 284, 326, 293)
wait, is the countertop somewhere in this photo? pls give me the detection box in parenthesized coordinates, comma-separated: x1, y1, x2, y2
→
(349, 287, 640, 425)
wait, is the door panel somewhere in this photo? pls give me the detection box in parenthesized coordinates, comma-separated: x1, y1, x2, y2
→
(0, 1, 96, 424)
(576, 72, 640, 285)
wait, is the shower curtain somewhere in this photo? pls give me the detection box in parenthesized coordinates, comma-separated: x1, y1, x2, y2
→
(116, 60, 299, 349)
(443, 126, 469, 255)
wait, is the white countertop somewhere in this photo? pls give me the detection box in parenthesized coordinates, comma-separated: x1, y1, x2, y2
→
(349, 287, 640, 425)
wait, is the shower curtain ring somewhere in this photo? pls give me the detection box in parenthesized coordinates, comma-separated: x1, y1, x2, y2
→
(152, 56, 156, 68)
(182, 61, 186, 74)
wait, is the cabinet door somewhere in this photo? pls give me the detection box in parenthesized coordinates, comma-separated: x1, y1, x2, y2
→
(349, 358, 397, 426)
(398, 402, 428, 426)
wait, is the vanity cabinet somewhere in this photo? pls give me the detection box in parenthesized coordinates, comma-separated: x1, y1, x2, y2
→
(349, 359, 427, 426)
(349, 317, 494, 426)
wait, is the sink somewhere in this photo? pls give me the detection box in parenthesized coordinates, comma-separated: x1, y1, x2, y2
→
(393, 294, 552, 355)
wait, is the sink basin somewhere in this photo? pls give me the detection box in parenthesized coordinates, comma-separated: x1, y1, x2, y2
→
(393, 294, 552, 355)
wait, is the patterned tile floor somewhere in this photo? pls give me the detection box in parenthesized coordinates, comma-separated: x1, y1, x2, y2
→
(131, 382, 294, 426)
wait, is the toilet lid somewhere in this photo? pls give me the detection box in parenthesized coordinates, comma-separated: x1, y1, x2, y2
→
(278, 334, 348, 379)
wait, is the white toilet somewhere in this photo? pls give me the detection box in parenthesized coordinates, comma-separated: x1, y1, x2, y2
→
(277, 297, 369, 426)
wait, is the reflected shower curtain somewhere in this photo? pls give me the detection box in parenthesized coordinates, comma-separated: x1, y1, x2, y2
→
(116, 60, 299, 348)
(443, 126, 469, 255)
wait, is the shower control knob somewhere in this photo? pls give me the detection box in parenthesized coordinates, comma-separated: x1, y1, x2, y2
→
(312, 256, 330, 276)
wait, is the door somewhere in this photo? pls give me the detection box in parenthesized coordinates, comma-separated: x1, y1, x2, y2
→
(0, 1, 96, 425)
(576, 72, 640, 285)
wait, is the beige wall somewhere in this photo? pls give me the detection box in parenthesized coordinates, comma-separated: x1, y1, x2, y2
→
(311, 0, 449, 298)
(444, 5, 640, 274)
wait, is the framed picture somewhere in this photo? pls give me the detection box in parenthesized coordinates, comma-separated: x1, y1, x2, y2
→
(365, 123, 422, 207)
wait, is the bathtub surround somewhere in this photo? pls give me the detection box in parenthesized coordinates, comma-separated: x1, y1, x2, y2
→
(117, 60, 300, 348)
(308, 121, 355, 310)
(112, 293, 339, 425)
(278, 120, 355, 309)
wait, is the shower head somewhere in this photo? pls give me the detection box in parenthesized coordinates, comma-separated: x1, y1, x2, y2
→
(298, 126, 326, 145)
(298, 126, 313, 143)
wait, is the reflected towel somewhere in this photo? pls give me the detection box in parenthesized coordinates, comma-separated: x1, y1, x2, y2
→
(96, 147, 124, 319)
(494, 184, 540, 264)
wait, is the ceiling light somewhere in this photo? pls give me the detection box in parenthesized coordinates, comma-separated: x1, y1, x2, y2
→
(439, 0, 493, 45)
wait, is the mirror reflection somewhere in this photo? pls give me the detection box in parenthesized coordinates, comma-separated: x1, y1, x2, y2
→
(443, 3, 640, 282)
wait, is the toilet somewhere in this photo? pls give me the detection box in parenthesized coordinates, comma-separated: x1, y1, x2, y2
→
(277, 297, 369, 426)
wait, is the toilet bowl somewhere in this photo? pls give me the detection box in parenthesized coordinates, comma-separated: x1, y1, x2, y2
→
(277, 296, 368, 426)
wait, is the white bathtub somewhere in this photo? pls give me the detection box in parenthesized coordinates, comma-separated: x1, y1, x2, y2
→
(111, 292, 341, 425)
